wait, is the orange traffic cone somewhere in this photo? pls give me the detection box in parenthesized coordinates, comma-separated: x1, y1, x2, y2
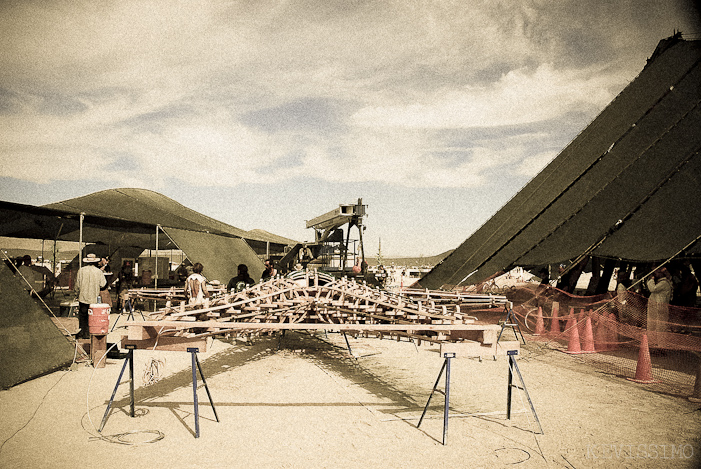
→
(565, 316, 582, 354)
(627, 334, 661, 384)
(549, 303, 560, 336)
(580, 317, 596, 353)
(534, 306, 545, 335)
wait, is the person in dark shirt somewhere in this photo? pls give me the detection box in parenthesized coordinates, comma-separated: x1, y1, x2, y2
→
(260, 259, 277, 282)
(228, 264, 255, 292)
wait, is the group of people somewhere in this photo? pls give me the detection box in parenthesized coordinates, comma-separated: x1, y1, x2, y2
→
(73, 256, 279, 334)
(610, 261, 699, 348)
(182, 259, 278, 307)
(7, 254, 56, 297)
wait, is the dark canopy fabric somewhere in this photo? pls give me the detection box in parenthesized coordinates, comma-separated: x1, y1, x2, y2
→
(0, 200, 161, 249)
(1, 188, 297, 256)
(163, 227, 265, 284)
(42, 188, 297, 247)
(420, 36, 701, 289)
(0, 262, 75, 389)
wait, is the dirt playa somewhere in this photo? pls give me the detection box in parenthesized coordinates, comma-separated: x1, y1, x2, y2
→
(1, 322, 700, 469)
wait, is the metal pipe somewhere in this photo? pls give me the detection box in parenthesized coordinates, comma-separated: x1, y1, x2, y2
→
(155, 225, 159, 289)
(79, 213, 84, 269)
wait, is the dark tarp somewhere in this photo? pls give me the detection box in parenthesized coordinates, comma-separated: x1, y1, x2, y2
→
(1, 188, 297, 260)
(42, 188, 297, 247)
(420, 36, 701, 289)
(0, 200, 161, 248)
(164, 227, 265, 285)
(0, 261, 75, 389)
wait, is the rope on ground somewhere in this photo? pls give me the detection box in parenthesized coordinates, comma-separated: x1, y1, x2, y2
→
(0, 371, 70, 455)
(85, 342, 165, 445)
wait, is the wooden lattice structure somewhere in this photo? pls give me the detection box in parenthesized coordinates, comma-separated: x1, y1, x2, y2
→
(123, 271, 512, 357)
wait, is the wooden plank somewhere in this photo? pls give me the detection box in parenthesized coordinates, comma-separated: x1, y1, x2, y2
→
(91, 334, 107, 367)
(127, 320, 501, 332)
(121, 335, 208, 352)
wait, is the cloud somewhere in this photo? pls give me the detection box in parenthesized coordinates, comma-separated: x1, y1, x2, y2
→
(0, 0, 694, 194)
(350, 63, 622, 129)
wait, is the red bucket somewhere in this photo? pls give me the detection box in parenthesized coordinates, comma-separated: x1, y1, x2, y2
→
(88, 303, 111, 335)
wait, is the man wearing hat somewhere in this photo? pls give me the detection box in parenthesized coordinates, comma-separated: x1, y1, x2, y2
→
(75, 253, 106, 339)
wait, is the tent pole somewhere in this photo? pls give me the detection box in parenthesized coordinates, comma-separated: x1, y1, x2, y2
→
(155, 225, 159, 290)
(79, 213, 84, 269)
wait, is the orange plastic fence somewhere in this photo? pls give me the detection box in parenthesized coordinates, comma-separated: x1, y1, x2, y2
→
(497, 284, 701, 396)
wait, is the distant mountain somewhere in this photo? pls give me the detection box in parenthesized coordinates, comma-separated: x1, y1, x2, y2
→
(365, 250, 454, 267)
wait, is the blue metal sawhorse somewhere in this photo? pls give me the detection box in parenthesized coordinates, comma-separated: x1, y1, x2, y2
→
(99, 346, 219, 438)
(110, 298, 145, 332)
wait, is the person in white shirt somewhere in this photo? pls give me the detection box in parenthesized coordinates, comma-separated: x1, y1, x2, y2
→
(646, 267, 672, 348)
(185, 262, 210, 306)
(75, 253, 106, 339)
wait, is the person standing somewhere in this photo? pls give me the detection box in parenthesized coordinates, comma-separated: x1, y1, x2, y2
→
(185, 262, 210, 306)
(646, 267, 673, 348)
(227, 264, 255, 292)
(98, 257, 114, 307)
(116, 263, 134, 313)
(261, 259, 276, 282)
(75, 253, 106, 339)
(17, 255, 36, 293)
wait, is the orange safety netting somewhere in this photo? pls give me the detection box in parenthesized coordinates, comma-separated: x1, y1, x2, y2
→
(496, 284, 701, 396)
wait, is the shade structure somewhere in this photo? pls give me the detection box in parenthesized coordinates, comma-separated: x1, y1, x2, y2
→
(0, 262, 75, 389)
(419, 35, 701, 289)
(1, 188, 297, 273)
(163, 227, 265, 284)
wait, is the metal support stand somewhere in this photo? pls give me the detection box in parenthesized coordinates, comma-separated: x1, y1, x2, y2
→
(189, 347, 219, 438)
(497, 306, 526, 345)
(342, 332, 353, 355)
(417, 352, 455, 445)
(99, 346, 219, 438)
(506, 350, 543, 434)
(277, 329, 286, 350)
(110, 298, 145, 332)
(99, 345, 136, 432)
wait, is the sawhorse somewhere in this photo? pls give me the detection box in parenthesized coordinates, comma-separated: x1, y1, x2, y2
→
(99, 346, 219, 438)
(110, 298, 145, 332)
(497, 305, 526, 345)
(506, 350, 543, 434)
(417, 352, 455, 445)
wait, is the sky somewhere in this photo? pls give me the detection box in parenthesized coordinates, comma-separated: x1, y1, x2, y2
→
(1, 1, 700, 258)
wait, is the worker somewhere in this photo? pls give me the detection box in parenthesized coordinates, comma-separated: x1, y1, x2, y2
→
(98, 257, 113, 307)
(185, 262, 210, 306)
(75, 253, 106, 339)
(261, 259, 277, 282)
(647, 266, 672, 348)
(227, 264, 255, 292)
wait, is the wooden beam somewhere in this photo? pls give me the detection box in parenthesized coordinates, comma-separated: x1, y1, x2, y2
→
(126, 320, 501, 332)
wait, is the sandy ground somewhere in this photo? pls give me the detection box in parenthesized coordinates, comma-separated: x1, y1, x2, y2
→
(1, 318, 700, 469)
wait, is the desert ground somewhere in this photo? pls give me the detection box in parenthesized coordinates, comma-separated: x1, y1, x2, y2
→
(1, 309, 700, 469)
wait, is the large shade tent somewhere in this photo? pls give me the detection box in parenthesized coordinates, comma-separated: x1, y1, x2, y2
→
(2, 188, 297, 283)
(419, 35, 701, 290)
(0, 189, 296, 388)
